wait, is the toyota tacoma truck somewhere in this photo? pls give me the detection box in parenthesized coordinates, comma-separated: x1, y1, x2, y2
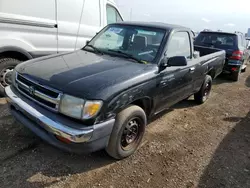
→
(5, 22, 225, 159)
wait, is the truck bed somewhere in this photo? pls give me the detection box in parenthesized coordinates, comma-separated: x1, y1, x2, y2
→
(194, 45, 226, 79)
(194, 45, 224, 57)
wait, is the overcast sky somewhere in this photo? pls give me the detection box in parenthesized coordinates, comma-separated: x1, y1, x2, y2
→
(116, 0, 250, 33)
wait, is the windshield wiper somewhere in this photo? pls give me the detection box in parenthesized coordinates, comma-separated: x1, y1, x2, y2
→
(107, 49, 144, 64)
(84, 44, 103, 54)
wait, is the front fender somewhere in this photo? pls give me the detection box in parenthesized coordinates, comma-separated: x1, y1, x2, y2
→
(104, 81, 156, 118)
(107, 88, 146, 113)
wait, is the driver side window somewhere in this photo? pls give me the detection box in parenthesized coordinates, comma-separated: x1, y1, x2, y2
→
(167, 32, 191, 59)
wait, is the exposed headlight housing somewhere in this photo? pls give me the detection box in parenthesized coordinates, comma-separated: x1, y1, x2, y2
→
(59, 94, 103, 120)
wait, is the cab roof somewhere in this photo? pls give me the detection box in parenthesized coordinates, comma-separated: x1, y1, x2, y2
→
(200, 31, 239, 36)
(111, 21, 189, 31)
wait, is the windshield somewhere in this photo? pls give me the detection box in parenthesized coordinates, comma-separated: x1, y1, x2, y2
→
(85, 25, 166, 63)
(194, 32, 237, 50)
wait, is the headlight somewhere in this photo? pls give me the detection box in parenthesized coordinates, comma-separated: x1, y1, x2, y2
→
(59, 94, 103, 120)
(59, 95, 84, 119)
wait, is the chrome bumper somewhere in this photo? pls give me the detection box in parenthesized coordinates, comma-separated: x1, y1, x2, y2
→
(5, 86, 115, 143)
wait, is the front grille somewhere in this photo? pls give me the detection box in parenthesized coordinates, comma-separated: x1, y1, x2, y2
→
(16, 73, 62, 111)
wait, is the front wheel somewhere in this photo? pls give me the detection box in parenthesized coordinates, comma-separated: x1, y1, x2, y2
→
(0, 58, 21, 95)
(106, 105, 146, 160)
(194, 75, 212, 104)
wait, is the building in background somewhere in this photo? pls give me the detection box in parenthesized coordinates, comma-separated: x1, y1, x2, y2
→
(247, 28, 250, 39)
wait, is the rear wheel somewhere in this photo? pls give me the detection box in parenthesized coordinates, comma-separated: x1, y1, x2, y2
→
(232, 70, 240, 81)
(0, 58, 21, 95)
(194, 75, 212, 104)
(106, 105, 146, 160)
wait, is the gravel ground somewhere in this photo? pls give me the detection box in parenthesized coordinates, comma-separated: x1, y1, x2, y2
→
(1, 70, 250, 188)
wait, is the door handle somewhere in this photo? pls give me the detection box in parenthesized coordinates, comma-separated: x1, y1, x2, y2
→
(189, 67, 195, 72)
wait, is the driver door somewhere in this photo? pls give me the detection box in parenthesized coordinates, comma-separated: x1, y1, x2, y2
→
(155, 31, 195, 111)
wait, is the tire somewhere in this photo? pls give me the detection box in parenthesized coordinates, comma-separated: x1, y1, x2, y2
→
(0, 58, 21, 95)
(241, 60, 247, 73)
(106, 105, 147, 160)
(242, 67, 246, 73)
(194, 75, 212, 104)
(232, 70, 240, 81)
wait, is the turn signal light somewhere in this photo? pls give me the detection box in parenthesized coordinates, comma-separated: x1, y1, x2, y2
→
(56, 135, 71, 144)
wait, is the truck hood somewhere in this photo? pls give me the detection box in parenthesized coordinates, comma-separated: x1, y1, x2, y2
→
(16, 50, 158, 100)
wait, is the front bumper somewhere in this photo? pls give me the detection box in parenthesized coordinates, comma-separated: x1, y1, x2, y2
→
(5, 86, 115, 153)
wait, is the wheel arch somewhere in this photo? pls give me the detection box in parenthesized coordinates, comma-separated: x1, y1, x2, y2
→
(0, 46, 33, 61)
(207, 68, 216, 79)
(130, 97, 153, 118)
(106, 95, 154, 121)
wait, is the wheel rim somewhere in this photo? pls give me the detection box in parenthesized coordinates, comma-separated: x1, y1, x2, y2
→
(121, 117, 143, 151)
(203, 81, 211, 101)
(0, 67, 14, 87)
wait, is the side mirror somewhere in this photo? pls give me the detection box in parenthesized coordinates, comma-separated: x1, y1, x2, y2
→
(86, 40, 90, 45)
(165, 56, 187, 67)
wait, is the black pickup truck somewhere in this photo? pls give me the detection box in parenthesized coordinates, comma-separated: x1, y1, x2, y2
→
(5, 22, 225, 159)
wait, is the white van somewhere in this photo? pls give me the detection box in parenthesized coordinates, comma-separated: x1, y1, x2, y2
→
(0, 0, 123, 94)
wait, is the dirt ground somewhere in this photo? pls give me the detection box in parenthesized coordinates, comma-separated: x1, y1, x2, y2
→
(1, 70, 250, 188)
